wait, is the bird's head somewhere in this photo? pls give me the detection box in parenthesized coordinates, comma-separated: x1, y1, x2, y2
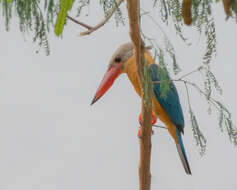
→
(91, 42, 134, 105)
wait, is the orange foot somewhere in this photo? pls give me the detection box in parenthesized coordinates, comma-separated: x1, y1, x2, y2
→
(138, 112, 157, 125)
(137, 112, 157, 138)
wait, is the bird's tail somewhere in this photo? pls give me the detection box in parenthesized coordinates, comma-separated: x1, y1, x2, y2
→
(176, 129, 192, 175)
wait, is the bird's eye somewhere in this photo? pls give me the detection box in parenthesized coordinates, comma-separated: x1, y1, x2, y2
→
(114, 57, 121, 63)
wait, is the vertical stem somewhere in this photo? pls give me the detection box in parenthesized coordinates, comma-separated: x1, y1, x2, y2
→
(126, 0, 153, 190)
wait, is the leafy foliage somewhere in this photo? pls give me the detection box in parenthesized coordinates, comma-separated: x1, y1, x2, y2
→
(164, 37, 181, 75)
(182, 79, 206, 155)
(231, 0, 237, 15)
(182, 72, 237, 151)
(189, 107, 207, 155)
(76, 0, 90, 16)
(213, 101, 237, 145)
(1, 0, 57, 55)
(156, 50, 171, 99)
(99, 0, 124, 26)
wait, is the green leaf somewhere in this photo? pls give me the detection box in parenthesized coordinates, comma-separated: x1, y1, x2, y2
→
(54, 0, 75, 36)
(157, 51, 171, 99)
(189, 108, 206, 156)
(231, 0, 237, 14)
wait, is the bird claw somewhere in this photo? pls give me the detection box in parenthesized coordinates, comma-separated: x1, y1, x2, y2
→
(137, 127, 142, 137)
(137, 112, 157, 137)
(138, 112, 157, 125)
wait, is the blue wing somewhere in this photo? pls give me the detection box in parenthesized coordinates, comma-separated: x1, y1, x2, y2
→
(149, 64, 184, 131)
(149, 64, 191, 174)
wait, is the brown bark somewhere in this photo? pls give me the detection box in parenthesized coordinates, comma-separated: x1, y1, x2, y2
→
(126, 1, 153, 190)
(222, 0, 231, 19)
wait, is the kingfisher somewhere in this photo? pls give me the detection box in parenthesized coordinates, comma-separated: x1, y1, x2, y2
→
(91, 42, 191, 175)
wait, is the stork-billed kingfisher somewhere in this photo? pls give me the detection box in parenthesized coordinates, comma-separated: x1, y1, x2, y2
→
(91, 42, 191, 175)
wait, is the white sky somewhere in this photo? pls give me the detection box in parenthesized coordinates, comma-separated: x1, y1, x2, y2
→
(0, 1, 237, 190)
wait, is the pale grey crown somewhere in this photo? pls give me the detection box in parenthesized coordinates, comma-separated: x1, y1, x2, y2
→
(108, 42, 134, 69)
(108, 42, 152, 69)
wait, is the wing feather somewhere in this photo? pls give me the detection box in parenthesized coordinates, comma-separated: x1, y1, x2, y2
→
(149, 64, 184, 131)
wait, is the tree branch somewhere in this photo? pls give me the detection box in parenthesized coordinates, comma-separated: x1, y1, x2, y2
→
(178, 66, 203, 80)
(126, 1, 153, 190)
(67, 0, 124, 36)
(153, 124, 167, 129)
(152, 73, 221, 112)
(67, 15, 92, 30)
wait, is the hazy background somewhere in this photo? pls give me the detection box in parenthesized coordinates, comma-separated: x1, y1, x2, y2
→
(0, 1, 236, 190)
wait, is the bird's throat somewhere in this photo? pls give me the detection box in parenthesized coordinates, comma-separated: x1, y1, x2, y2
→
(124, 52, 155, 97)
(124, 59, 142, 97)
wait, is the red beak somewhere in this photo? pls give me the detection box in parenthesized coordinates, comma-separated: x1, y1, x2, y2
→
(91, 62, 123, 105)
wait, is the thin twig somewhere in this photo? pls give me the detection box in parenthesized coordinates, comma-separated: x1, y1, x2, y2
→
(178, 66, 203, 80)
(179, 79, 219, 110)
(153, 124, 167, 129)
(184, 82, 192, 110)
(140, 121, 167, 129)
(151, 66, 203, 84)
(67, 15, 92, 30)
(80, 0, 124, 36)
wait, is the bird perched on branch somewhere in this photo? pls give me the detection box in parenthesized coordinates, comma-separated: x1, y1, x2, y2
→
(91, 42, 191, 175)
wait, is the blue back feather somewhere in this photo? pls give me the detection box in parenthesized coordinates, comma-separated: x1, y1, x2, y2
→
(149, 64, 185, 129)
(149, 64, 191, 174)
